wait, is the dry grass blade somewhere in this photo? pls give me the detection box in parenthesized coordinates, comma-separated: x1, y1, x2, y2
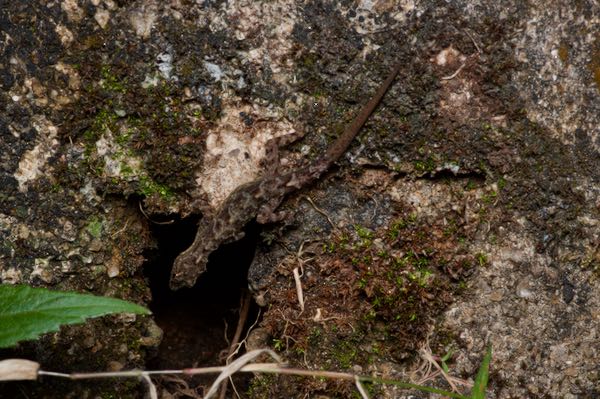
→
(293, 267, 305, 312)
(9, 345, 490, 398)
(355, 376, 370, 399)
(202, 349, 282, 399)
(0, 359, 40, 381)
(218, 291, 252, 399)
(141, 373, 157, 399)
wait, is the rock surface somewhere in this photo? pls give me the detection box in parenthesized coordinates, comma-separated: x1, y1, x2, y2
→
(0, 1, 598, 398)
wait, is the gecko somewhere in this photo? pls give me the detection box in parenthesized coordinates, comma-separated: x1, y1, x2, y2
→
(169, 62, 401, 290)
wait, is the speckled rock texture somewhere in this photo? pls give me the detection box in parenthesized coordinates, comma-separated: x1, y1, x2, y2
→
(0, 0, 598, 398)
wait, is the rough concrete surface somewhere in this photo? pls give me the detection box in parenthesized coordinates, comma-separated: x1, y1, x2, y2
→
(0, 0, 598, 398)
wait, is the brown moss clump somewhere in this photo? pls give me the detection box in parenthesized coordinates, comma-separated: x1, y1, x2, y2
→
(253, 207, 478, 397)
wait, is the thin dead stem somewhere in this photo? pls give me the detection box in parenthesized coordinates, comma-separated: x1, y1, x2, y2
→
(410, 342, 472, 393)
(303, 195, 335, 229)
(138, 201, 174, 224)
(23, 348, 469, 399)
(293, 266, 305, 313)
(218, 290, 252, 399)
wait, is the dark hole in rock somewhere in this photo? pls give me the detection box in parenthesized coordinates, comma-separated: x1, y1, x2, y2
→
(421, 169, 487, 183)
(144, 214, 260, 391)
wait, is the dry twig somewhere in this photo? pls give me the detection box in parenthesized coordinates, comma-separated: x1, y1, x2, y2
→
(218, 291, 252, 399)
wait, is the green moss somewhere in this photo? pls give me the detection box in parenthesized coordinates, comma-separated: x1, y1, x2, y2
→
(388, 213, 417, 239)
(407, 268, 433, 287)
(100, 65, 127, 93)
(247, 374, 276, 398)
(414, 157, 436, 173)
(466, 180, 478, 190)
(354, 224, 374, 248)
(332, 339, 359, 369)
(321, 209, 479, 360)
(138, 176, 174, 199)
(481, 190, 498, 205)
(87, 216, 103, 238)
(476, 252, 489, 267)
(115, 129, 132, 146)
(308, 327, 322, 346)
(322, 241, 336, 253)
(120, 163, 134, 176)
(61, 57, 208, 207)
(497, 177, 507, 190)
(83, 108, 120, 157)
(443, 218, 459, 238)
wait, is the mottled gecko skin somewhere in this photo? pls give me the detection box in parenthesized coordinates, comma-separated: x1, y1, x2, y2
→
(170, 63, 401, 290)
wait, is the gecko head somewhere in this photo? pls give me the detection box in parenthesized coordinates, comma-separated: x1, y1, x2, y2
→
(168, 272, 193, 291)
(169, 255, 206, 291)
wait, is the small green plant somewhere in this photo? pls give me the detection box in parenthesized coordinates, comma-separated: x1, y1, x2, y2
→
(476, 252, 488, 267)
(272, 338, 285, 351)
(354, 224, 374, 248)
(497, 177, 506, 190)
(440, 348, 455, 373)
(323, 241, 336, 253)
(466, 180, 478, 190)
(481, 190, 498, 205)
(470, 345, 492, 399)
(0, 284, 150, 348)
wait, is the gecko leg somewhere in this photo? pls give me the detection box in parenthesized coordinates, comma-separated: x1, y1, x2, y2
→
(256, 195, 288, 224)
(260, 130, 304, 174)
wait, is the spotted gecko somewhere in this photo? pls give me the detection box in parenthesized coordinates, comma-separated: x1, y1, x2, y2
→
(170, 62, 401, 290)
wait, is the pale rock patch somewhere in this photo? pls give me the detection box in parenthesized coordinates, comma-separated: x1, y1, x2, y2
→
(14, 116, 59, 192)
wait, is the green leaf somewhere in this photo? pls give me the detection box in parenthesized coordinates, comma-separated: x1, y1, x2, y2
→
(470, 345, 492, 399)
(441, 347, 454, 373)
(0, 284, 150, 348)
(441, 348, 455, 362)
(441, 361, 449, 374)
